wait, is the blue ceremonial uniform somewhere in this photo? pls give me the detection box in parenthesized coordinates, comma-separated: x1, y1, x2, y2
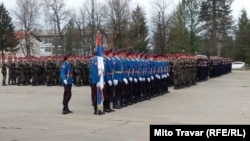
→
(89, 56, 100, 84)
(60, 61, 73, 85)
(104, 57, 113, 83)
(112, 57, 123, 81)
(89, 56, 102, 114)
(60, 58, 73, 115)
(112, 56, 123, 109)
(103, 56, 115, 112)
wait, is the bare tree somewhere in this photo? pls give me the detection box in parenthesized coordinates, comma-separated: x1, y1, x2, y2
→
(43, 0, 70, 55)
(73, 8, 89, 56)
(151, 0, 173, 54)
(13, 0, 41, 57)
(84, 0, 103, 53)
(103, 0, 131, 49)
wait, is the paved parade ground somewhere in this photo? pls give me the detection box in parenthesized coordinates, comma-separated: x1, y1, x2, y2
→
(0, 70, 250, 141)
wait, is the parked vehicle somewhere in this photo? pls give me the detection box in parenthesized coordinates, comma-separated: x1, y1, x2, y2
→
(232, 61, 246, 69)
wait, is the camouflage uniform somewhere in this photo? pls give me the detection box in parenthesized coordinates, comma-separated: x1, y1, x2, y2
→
(1, 62, 7, 86)
(8, 61, 16, 85)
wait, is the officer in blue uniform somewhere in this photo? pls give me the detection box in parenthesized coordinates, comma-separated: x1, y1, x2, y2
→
(60, 52, 74, 114)
(126, 52, 135, 104)
(112, 49, 123, 109)
(103, 49, 115, 113)
(89, 52, 105, 115)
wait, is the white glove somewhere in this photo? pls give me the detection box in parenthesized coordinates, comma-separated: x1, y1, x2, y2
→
(157, 75, 161, 79)
(139, 77, 142, 82)
(151, 76, 154, 80)
(96, 82, 100, 87)
(134, 78, 138, 83)
(129, 77, 133, 82)
(155, 75, 158, 79)
(123, 78, 128, 85)
(162, 75, 165, 78)
(167, 73, 170, 77)
(147, 78, 151, 82)
(113, 80, 118, 86)
(63, 80, 67, 85)
(108, 80, 112, 86)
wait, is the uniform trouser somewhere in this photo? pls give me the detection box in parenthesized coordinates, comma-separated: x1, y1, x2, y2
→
(9, 74, 16, 85)
(104, 84, 113, 110)
(161, 78, 166, 93)
(166, 77, 169, 92)
(159, 78, 163, 94)
(154, 79, 160, 95)
(138, 81, 142, 99)
(113, 82, 122, 108)
(91, 84, 97, 112)
(149, 79, 154, 97)
(63, 84, 72, 111)
(174, 75, 179, 88)
(136, 80, 143, 100)
(24, 74, 29, 85)
(75, 74, 81, 86)
(145, 80, 151, 98)
(32, 74, 38, 85)
(127, 81, 133, 104)
(141, 80, 146, 98)
(2, 74, 6, 85)
(122, 81, 128, 106)
(129, 81, 136, 103)
(8, 74, 12, 85)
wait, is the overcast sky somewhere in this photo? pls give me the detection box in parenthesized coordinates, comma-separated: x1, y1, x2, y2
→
(0, 0, 250, 23)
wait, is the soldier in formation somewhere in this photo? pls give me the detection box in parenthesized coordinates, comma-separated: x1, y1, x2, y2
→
(1, 55, 90, 87)
(169, 54, 232, 90)
(1, 61, 7, 86)
(89, 49, 171, 115)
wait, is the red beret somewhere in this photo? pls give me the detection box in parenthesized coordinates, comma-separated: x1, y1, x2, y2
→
(63, 52, 71, 59)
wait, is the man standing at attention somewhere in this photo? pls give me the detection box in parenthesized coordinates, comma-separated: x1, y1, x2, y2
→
(60, 53, 74, 114)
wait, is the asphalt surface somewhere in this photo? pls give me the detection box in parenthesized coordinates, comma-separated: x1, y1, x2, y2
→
(0, 70, 250, 141)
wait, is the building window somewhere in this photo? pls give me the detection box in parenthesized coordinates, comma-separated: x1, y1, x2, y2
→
(45, 47, 51, 52)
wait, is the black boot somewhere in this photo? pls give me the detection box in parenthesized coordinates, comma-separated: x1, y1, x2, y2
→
(66, 107, 73, 113)
(62, 107, 69, 114)
(94, 102, 97, 115)
(97, 110, 105, 115)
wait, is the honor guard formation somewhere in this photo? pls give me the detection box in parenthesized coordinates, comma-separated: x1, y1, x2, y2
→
(89, 49, 232, 115)
(1, 50, 232, 115)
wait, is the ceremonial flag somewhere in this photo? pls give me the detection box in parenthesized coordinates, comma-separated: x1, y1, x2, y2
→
(97, 31, 104, 111)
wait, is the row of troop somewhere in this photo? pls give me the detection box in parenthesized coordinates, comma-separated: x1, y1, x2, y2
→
(89, 49, 170, 114)
(1, 58, 90, 86)
(168, 55, 232, 89)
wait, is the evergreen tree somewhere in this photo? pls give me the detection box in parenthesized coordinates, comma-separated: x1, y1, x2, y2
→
(199, 0, 233, 56)
(234, 9, 250, 64)
(129, 4, 149, 52)
(64, 20, 82, 54)
(0, 3, 18, 56)
(184, 0, 202, 54)
(168, 2, 190, 54)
